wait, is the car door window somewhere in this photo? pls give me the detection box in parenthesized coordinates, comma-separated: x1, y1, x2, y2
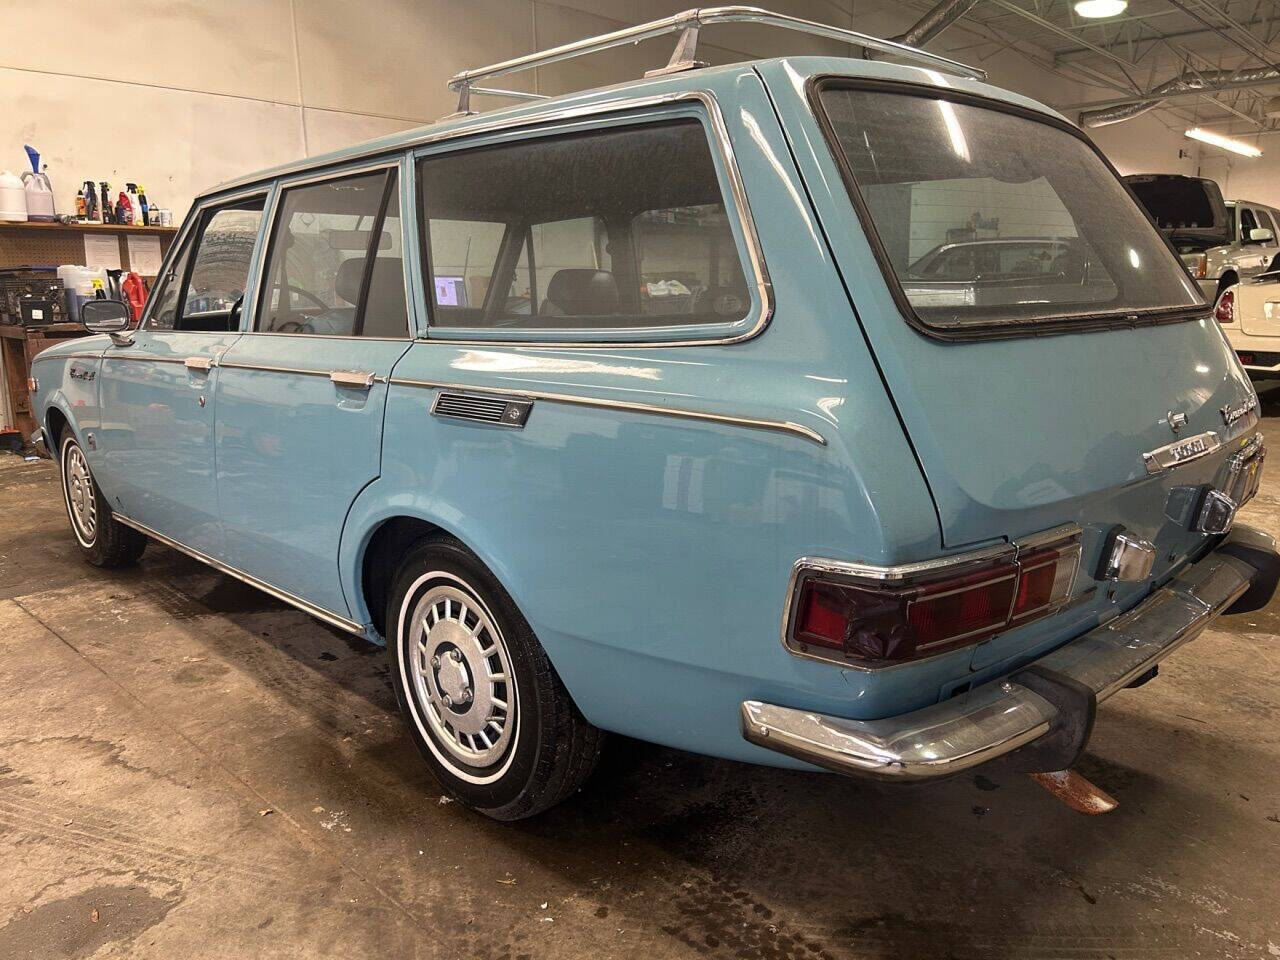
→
(419, 117, 752, 333)
(1241, 207, 1259, 242)
(178, 199, 265, 332)
(148, 197, 264, 332)
(1257, 210, 1277, 245)
(257, 169, 407, 338)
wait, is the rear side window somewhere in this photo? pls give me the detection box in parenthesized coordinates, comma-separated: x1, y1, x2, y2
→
(257, 169, 407, 338)
(815, 84, 1204, 334)
(149, 196, 264, 332)
(418, 118, 751, 333)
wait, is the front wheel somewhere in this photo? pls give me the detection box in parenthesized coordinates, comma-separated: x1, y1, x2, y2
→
(58, 432, 146, 567)
(387, 536, 603, 820)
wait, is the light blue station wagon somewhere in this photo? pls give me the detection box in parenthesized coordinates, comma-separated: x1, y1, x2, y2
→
(30, 8, 1280, 819)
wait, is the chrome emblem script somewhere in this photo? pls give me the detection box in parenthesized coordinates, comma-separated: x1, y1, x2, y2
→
(1220, 396, 1258, 429)
(1143, 430, 1221, 475)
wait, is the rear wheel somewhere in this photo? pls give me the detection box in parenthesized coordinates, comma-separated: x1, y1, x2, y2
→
(58, 432, 146, 567)
(387, 536, 603, 820)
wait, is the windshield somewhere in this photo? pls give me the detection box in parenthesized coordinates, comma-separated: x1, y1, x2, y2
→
(816, 84, 1205, 331)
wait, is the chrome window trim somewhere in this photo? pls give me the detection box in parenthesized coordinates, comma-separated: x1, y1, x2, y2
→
(113, 513, 366, 636)
(211, 90, 772, 349)
(387, 375, 824, 445)
(782, 523, 1084, 672)
(248, 158, 414, 341)
(139, 185, 272, 333)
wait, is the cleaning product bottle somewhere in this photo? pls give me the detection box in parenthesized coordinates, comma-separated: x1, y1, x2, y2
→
(136, 184, 150, 226)
(82, 180, 100, 221)
(21, 146, 56, 221)
(0, 171, 27, 221)
(75, 190, 86, 218)
(117, 191, 133, 227)
(99, 182, 113, 224)
(124, 183, 143, 225)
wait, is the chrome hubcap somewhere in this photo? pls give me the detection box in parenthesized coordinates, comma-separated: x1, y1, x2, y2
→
(64, 444, 97, 542)
(408, 584, 514, 768)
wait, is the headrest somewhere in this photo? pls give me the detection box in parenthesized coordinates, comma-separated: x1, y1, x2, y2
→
(335, 256, 365, 305)
(545, 269, 618, 316)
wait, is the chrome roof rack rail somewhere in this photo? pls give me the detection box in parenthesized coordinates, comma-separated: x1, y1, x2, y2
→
(446, 5, 985, 115)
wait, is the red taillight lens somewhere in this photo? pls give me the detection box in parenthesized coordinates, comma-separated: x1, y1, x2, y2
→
(1215, 290, 1235, 324)
(790, 537, 1081, 667)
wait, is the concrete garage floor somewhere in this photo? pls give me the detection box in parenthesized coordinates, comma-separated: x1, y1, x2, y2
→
(1, 428, 1279, 960)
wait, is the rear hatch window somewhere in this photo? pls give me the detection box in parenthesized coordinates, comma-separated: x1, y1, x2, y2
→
(815, 84, 1205, 335)
(1123, 174, 1231, 251)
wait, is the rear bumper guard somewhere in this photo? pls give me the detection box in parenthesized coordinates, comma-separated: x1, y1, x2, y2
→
(741, 525, 1278, 781)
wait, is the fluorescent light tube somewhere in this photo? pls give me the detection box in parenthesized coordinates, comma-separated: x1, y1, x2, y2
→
(1185, 127, 1263, 158)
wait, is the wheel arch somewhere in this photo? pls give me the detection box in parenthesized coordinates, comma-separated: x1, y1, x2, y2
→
(43, 394, 80, 463)
(339, 486, 533, 646)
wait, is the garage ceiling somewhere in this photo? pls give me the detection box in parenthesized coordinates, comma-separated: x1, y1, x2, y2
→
(911, 0, 1280, 136)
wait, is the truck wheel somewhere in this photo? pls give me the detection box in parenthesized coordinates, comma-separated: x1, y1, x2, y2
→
(387, 536, 603, 820)
(58, 432, 146, 567)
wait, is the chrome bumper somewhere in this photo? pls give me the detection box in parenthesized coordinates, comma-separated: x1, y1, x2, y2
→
(742, 526, 1277, 781)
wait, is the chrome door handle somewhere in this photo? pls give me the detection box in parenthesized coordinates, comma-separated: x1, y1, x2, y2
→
(184, 356, 213, 372)
(330, 369, 376, 390)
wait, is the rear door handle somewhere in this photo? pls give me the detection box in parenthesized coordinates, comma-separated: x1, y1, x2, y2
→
(184, 356, 213, 372)
(330, 369, 376, 390)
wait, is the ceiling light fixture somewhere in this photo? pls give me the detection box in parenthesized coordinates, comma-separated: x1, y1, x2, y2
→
(1185, 127, 1263, 158)
(1074, 0, 1128, 18)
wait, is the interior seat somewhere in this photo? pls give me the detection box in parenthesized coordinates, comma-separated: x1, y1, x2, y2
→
(540, 269, 619, 317)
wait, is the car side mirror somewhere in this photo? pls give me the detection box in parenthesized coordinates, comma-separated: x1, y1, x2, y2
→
(81, 298, 135, 345)
(1250, 227, 1275, 243)
(81, 298, 131, 332)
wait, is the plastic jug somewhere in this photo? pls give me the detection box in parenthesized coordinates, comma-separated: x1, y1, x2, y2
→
(21, 146, 55, 221)
(57, 265, 109, 323)
(0, 170, 27, 221)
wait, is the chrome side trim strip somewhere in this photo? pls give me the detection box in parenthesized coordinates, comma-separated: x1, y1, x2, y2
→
(216, 359, 389, 383)
(31, 352, 105, 365)
(100, 353, 188, 365)
(113, 514, 366, 636)
(388, 375, 825, 445)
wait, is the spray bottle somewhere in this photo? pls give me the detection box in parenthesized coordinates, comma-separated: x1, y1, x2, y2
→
(82, 180, 100, 222)
(135, 184, 150, 226)
(98, 182, 113, 224)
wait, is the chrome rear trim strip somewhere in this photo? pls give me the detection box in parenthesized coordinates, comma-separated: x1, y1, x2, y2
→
(388, 375, 825, 445)
(1142, 430, 1221, 475)
(113, 514, 366, 636)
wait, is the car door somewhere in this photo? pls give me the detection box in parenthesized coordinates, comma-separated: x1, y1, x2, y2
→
(214, 160, 413, 618)
(95, 191, 268, 558)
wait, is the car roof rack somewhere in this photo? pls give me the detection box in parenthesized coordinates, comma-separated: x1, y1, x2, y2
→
(446, 5, 985, 115)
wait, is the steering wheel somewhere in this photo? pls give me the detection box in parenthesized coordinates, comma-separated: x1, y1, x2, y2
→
(275, 319, 315, 334)
(280, 283, 328, 311)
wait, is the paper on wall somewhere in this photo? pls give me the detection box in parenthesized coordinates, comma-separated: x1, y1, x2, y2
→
(126, 235, 164, 275)
(82, 233, 122, 270)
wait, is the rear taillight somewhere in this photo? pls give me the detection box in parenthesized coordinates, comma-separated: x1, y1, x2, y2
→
(788, 532, 1081, 667)
(1215, 289, 1235, 324)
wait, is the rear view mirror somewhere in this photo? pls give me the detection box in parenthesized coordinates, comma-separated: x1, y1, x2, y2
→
(1250, 227, 1274, 243)
(81, 298, 131, 333)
